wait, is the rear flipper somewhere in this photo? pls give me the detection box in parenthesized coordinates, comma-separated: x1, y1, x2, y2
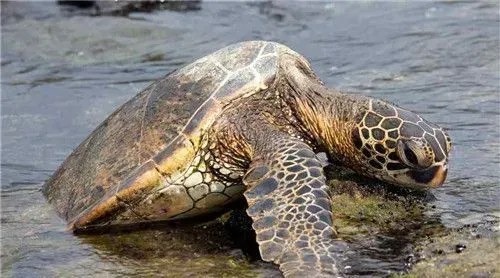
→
(243, 137, 341, 277)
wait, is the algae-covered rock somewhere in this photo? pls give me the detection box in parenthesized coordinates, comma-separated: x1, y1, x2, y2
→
(325, 166, 500, 277)
(325, 166, 436, 239)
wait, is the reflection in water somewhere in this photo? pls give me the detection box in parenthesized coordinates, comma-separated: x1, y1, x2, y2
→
(2, 1, 499, 277)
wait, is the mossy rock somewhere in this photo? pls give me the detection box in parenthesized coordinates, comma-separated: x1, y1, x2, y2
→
(324, 166, 440, 240)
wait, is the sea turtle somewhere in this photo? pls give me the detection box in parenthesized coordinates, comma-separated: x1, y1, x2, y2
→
(43, 41, 451, 277)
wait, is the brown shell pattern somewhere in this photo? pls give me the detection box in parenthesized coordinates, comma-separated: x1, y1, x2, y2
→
(43, 41, 289, 224)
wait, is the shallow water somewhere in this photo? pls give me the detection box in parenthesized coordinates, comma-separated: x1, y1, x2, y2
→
(1, 1, 499, 277)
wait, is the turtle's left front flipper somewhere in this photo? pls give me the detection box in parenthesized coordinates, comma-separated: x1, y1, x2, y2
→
(243, 138, 340, 277)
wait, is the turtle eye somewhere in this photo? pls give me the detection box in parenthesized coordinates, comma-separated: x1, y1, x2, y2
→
(403, 147, 419, 166)
(397, 140, 431, 169)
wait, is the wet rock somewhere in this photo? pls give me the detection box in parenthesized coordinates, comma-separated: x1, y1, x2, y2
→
(58, 0, 95, 8)
(392, 221, 500, 278)
(455, 243, 466, 253)
(57, 0, 201, 16)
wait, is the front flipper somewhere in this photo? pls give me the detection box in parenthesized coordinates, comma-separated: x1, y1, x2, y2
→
(243, 138, 340, 277)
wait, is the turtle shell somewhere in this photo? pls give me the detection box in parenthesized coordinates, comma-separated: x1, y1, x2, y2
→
(43, 41, 308, 229)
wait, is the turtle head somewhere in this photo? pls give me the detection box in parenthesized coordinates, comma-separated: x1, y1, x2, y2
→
(349, 99, 451, 189)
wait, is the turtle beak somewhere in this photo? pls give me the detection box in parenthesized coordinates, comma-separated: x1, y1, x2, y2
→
(406, 163, 448, 188)
(428, 164, 448, 188)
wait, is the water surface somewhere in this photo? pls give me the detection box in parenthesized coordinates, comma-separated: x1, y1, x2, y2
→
(2, 1, 499, 277)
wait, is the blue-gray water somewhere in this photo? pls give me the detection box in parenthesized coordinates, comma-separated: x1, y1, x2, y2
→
(2, 1, 499, 277)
